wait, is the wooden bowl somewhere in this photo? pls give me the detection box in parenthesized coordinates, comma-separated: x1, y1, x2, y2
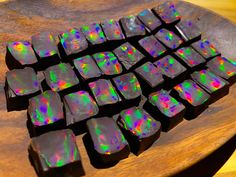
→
(0, 0, 235, 177)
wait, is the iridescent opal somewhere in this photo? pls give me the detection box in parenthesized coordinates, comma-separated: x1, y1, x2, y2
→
(119, 107, 161, 138)
(154, 55, 186, 79)
(59, 28, 88, 55)
(155, 29, 183, 49)
(81, 23, 106, 45)
(175, 47, 205, 68)
(138, 35, 166, 58)
(113, 42, 144, 70)
(137, 9, 162, 31)
(7, 41, 38, 65)
(192, 38, 220, 59)
(28, 90, 64, 126)
(149, 90, 185, 117)
(174, 80, 210, 106)
(135, 62, 164, 87)
(6, 67, 40, 96)
(207, 56, 236, 81)
(113, 73, 142, 99)
(63, 91, 99, 125)
(120, 15, 146, 38)
(86, 117, 128, 155)
(101, 19, 125, 41)
(191, 70, 228, 93)
(31, 129, 80, 168)
(92, 52, 123, 75)
(73, 55, 102, 80)
(153, 2, 181, 24)
(89, 79, 121, 106)
(176, 20, 201, 41)
(31, 32, 58, 58)
(44, 63, 79, 92)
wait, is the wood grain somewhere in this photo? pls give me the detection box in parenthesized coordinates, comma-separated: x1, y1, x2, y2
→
(0, 0, 235, 177)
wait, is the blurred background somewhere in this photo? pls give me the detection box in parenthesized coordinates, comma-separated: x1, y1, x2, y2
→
(184, 0, 236, 23)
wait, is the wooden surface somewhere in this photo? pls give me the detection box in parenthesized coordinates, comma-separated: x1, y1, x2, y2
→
(0, 0, 236, 177)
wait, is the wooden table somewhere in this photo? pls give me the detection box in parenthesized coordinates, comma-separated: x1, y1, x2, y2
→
(0, 0, 235, 177)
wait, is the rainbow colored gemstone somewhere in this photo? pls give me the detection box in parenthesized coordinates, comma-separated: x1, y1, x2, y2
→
(138, 35, 166, 58)
(28, 90, 64, 126)
(113, 73, 142, 100)
(44, 63, 79, 92)
(113, 42, 144, 70)
(86, 117, 129, 156)
(31, 32, 58, 58)
(192, 38, 220, 59)
(154, 55, 186, 79)
(6, 67, 40, 96)
(120, 15, 146, 38)
(176, 20, 201, 41)
(175, 47, 205, 68)
(191, 69, 228, 93)
(207, 56, 236, 81)
(149, 90, 185, 117)
(174, 80, 210, 106)
(59, 28, 88, 55)
(135, 62, 164, 87)
(63, 91, 99, 125)
(81, 23, 106, 45)
(73, 55, 102, 80)
(101, 19, 125, 40)
(30, 129, 80, 168)
(227, 58, 236, 66)
(92, 52, 123, 75)
(155, 29, 183, 49)
(7, 41, 38, 65)
(137, 9, 162, 31)
(152, 2, 181, 24)
(89, 79, 121, 106)
(119, 107, 161, 138)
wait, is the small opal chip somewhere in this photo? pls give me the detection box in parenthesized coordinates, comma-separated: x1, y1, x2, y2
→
(7, 41, 38, 65)
(101, 19, 125, 41)
(44, 63, 79, 92)
(86, 117, 130, 163)
(81, 23, 106, 45)
(152, 2, 181, 24)
(207, 56, 236, 84)
(63, 90, 99, 125)
(73, 55, 102, 80)
(154, 55, 186, 79)
(135, 62, 164, 88)
(29, 129, 84, 176)
(88, 79, 121, 106)
(92, 52, 123, 75)
(176, 20, 201, 41)
(28, 90, 64, 128)
(192, 38, 220, 59)
(59, 28, 88, 56)
(144, 89, 185, 131)
(113, 42, 144, 70)
(155, 29, 183, 49)
(120, 15, 146, 38)
(31, 32, 58, 58)
(118, 107, 161, 155)
(137, 9, 162, 31)
(113, 73, 142, 100)
(138, 35, 166, 58)
(175, 47, 205, 68)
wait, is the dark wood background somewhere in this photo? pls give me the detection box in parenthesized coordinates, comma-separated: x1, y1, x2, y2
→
(0, 0, 235, 177)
